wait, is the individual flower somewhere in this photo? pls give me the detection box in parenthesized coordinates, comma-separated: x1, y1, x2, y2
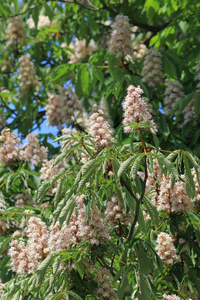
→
(155, 232, 179, 267)
(122, 85, 157, 133)
(88, 109, 115, 151)
(164, 79, 184, 115)
(6, 17, 26, 47)
(109, 14, 132, 58)
(18, 54, 40, 96)
(141, 48, 163, 88)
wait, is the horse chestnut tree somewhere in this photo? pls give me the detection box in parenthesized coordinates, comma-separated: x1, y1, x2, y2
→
(0, 1, 200, 299)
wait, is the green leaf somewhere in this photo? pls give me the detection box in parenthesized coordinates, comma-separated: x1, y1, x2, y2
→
(75, 260, 85, 280)
(67, 291, 83, 300)
(49, 64, 76, 83)
(117, 155, 137, 177)
(117, 267, 131, 299)
(151, 152, 179, 179)
(32, 4, 40, 28)
(59, 197, 75, 227)
(36, 253, 57, 285)
(183, 156, 195, 198)
(131, 153, 145, 180)
(143, 196, 159, 226)
(80, 65, 90, 96)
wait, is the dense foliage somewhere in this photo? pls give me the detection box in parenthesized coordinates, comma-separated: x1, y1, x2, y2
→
(0, 0, 200, 299)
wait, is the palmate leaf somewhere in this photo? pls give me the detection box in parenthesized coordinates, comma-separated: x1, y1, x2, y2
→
(183, 156, 195, 198)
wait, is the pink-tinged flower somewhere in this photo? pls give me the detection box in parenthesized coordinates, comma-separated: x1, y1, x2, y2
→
(164, 79, 184, 115)
(109, 14, 132, 58)
(46, 85, 81, 128)
(122, 85, 157, 133)
(6, 17, 26, 47)
(157, 176, 193, 213)
(18, 54, 40, 96)
(88, 109, 115, 151)
(141, 48, 163, 88)
(156, 232, 179, 267)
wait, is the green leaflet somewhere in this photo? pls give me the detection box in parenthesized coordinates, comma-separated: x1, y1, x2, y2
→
(59, 197, 75, 227)
(131, 153, 145, 180)
(36, 253, 57, 285)
(143, 196, 160, 227)
(183, 156, 195, 198)
(67, 291, 83, 300)
(117, 154, 137, 177)
(151, 152, 179, 178)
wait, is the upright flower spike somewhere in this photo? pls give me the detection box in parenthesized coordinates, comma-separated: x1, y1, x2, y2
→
(155, 232, 179, 267)
(46, 86, 80, 129)
(6, 17, 26, 48)
(88, 109, 115, 151)
(164, 79, 184, 115)
(141, 48, 164, 88)
(18, 54, 40, 97)
(109, 14, 132, 58)
(122, 85, 157, 133)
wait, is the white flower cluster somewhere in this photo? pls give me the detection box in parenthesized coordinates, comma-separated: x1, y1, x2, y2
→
(40, 158, 66, 194)
(163, 294, 181, 300)
(0, 279, 5, 296)
(62, 38, 96, 63)
(14, 193, 32, 207)
(95, 268, 117, 300)
(164, 79, 184, 115)
(141, 49, 163, 88)
(0, 128, 21, 163)
(182, 59, 200, 125)
(47, 217, 79, 253)
(26, 15, 51, 29)
(133, 43, 147, 61)
(6, 17, 26, 47)
(0, 128, 47, 166)
(46, 86, 80, 128)
(109, 14, 132, 58)
(105, 195, 131, 227)
(9, 217, 49, 274)
(76, 194, 110, 245)
(145, 158, 162, 206)
(18, 54, 40, 96)
(155, 232, 179, 267)
(122, 85, 157, 133)
(157, 176, 193, 213)
(20, 132, 47, 166)
(88, 109, 115, 151)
